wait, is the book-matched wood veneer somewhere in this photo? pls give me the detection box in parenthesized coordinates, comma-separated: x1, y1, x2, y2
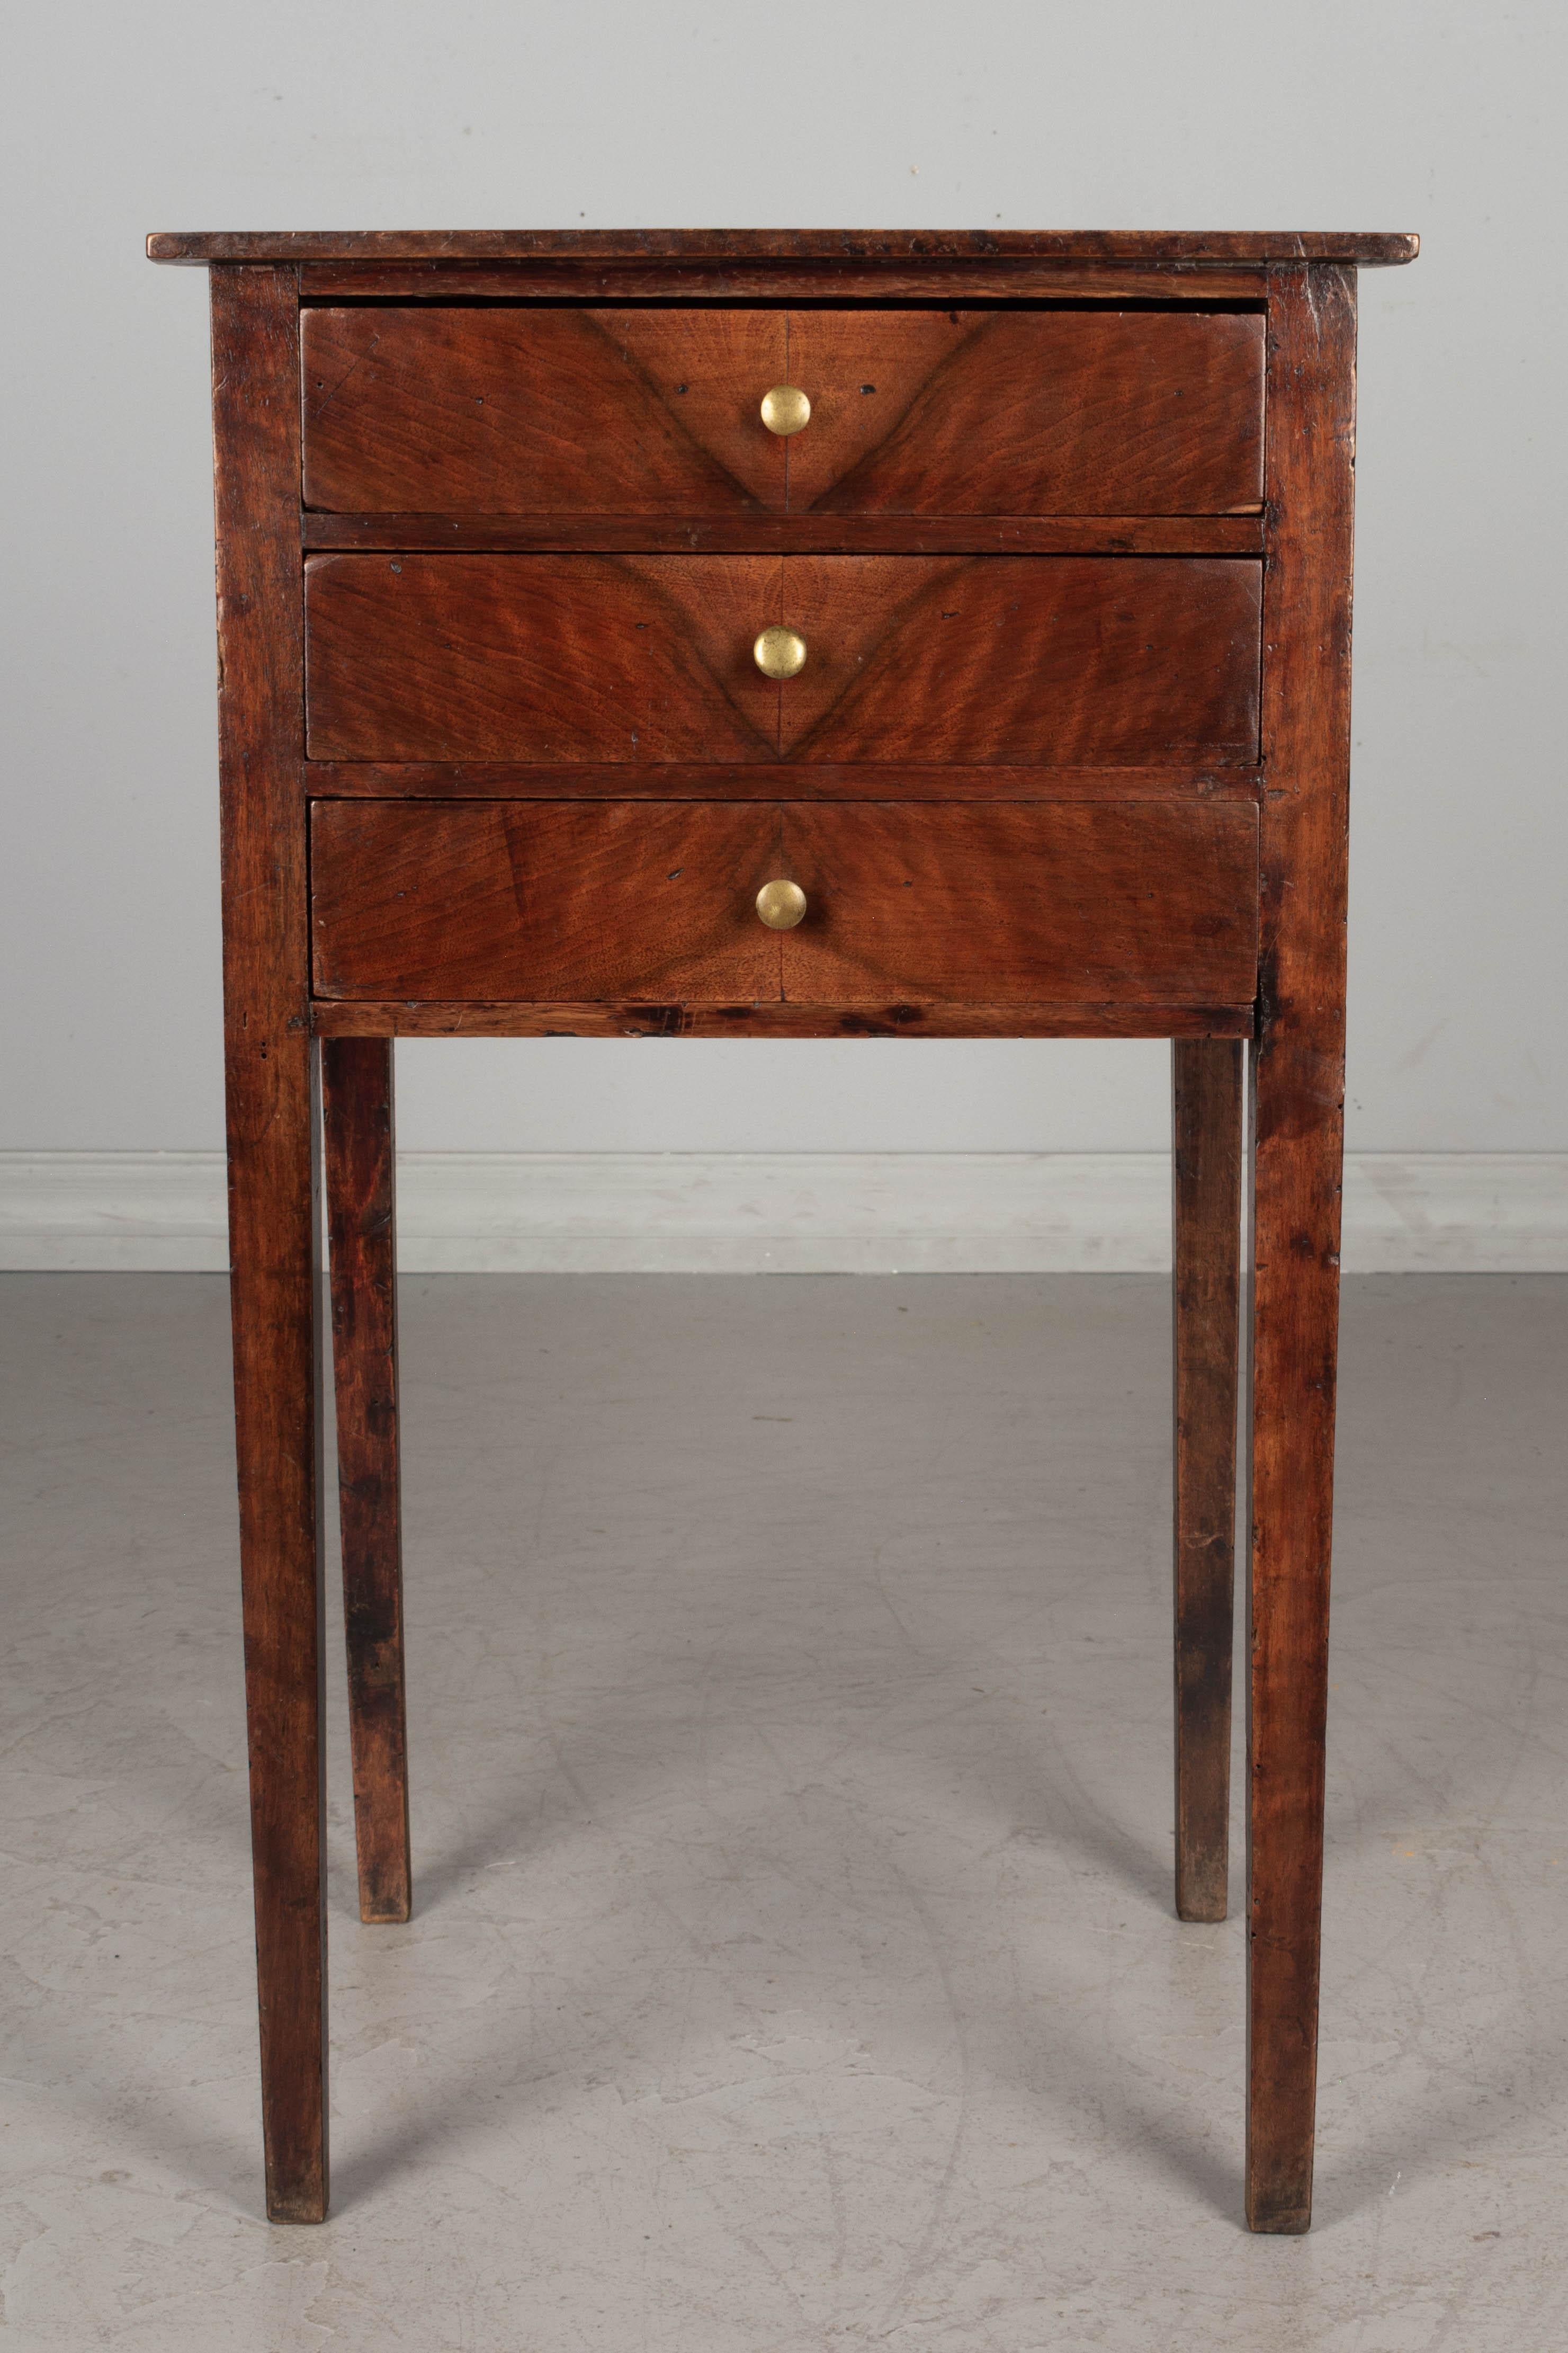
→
(304, 553, 1262, 766)
(309, 800, 1261, 1007)
(302, 308, 1264, 517)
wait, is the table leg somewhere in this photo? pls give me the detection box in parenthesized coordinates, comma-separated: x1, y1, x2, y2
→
(211, 262, 326, 2220)
(227, 1040, 328, 2222)
(322, 1036, 411, 1923)
(1172, 1038, 1243, 1923)
(1244, 1030, 1342, 2231)
(1244, 257, 1356, 2235)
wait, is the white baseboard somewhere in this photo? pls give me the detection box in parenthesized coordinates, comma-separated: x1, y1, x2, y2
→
(1, 1151, 1563, 1273)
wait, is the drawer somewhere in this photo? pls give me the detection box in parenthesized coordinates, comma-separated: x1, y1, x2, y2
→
(311, 801, 1259, 1006)
(301, 307, 1264, 516)
(305, 554, 1261, 766)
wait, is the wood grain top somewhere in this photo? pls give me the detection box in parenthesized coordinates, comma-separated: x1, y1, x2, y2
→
(147, 227, 1419, 268)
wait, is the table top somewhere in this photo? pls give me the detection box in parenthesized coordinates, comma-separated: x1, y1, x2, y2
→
(146, 227, 1419, 267)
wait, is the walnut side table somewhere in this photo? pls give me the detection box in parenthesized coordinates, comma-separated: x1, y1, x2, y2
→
(147, 227, 1418, 2230)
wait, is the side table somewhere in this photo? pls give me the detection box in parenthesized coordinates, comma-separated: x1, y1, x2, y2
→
(147, 226, 1418, 2229)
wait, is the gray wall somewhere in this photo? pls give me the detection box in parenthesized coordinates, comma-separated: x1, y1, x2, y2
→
(4, 1, 1562, 1155)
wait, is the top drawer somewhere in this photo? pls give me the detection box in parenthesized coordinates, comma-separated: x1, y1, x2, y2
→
(301, 307, 1264, 518)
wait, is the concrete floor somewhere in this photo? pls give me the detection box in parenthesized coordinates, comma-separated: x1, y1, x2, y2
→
(1, 1272, 1565, 2350)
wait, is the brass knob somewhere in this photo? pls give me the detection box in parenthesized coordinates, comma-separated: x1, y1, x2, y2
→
(754, 625, 807, 680)
(756, 879, 807, 931)
(760, 383, 811, 436)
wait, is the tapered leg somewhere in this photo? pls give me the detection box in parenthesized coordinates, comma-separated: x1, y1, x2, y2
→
(1245, 259, 1357, 2234)
(228, 1051, 328, 2223)
(1245, 1030, 1342, 2230)
(1172, 1038, 1243, 1923)
(212, 265, 328, 2222)
(322, 1037, 411, 1924)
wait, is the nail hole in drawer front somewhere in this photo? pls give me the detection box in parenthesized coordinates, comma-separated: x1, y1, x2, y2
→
(304, 554, 1261, 766)
(301, 307, 1264, 516)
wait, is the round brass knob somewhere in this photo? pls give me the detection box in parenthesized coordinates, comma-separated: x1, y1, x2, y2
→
(756, 879, 807, 931)
(760, 382, 811, 436)
(753, 625, 807, 680)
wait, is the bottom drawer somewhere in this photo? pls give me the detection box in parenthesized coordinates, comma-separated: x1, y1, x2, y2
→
(310, 800, 1259, 1005)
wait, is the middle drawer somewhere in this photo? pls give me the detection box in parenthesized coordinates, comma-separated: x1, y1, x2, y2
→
(305, 554, 1262, 766)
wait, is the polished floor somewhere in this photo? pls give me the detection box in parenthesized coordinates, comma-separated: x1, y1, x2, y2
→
(2, 1271, 1564, 2350)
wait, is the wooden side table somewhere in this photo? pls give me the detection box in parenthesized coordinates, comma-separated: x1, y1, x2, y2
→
(147, 227, 1418, 2231)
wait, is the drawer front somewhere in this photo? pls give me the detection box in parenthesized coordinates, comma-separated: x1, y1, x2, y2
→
(302, 307, 1263, 516)
(305, 554, 1261, 766)
(311, 801, 1258, 1007)
(781, 804, 1258, 1003)
(304, 308, 789, 515)
(311, 802, 782, 1002)
(784, 310, 1263, 516)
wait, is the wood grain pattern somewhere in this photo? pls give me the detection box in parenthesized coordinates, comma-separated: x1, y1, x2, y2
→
(300, 513, 1267, 557)
(311, 998, 1256, 1040)
(148, 227, 1420, 264)
(309, 800, 1258, 1009)
(311, 801, 783, 1001)
(1244, 262, 1357, 2235)
(303, 308, 786, 513)
(210, 265, 327, 2225)
(785, 310, 1263, 514)
(304, 554, 1262, 767)
(299, 262, 1276, 302)
(321, 1037, 411, 1926)
(302, 308, 1262, 518)
(779, 804, 1258, 1003)
(777, 558, 1261, 763)
(1172, 1038, 1244, 1924)
(304, 761, 1265, 804)
(305, 553, 782, 763)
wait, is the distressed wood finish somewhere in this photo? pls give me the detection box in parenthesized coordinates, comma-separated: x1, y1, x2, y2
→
(321, 1037, 411, 1925)
(779, 804, 1258, 1003)
(304, 554, 1262, 767)
(311, 999, 1256, 1041)
(311, 801, 783, 1001)
(301, 513, 1267, 556)
(151, 227, 1420, 264)
(303, 308, 1263, 518)
(1245, 263, 1358, 2234)
(310, 800, 1258, 1009)
(304, 761, 1265, 804)
(210, 266, 327, 2226)
(1172, 1039, 1244, 1924)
